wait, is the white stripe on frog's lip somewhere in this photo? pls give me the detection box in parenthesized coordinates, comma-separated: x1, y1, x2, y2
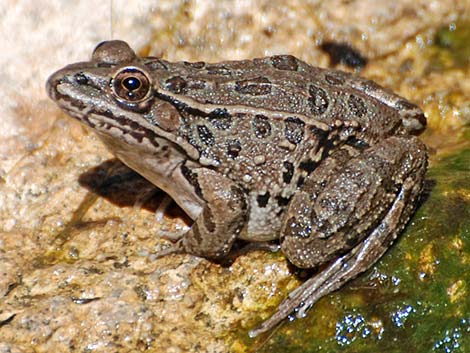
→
(54, 100, 93, 125)
(55, 94, 164, 150)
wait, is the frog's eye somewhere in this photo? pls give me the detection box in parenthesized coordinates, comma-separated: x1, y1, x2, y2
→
(112, 67, 151, 102)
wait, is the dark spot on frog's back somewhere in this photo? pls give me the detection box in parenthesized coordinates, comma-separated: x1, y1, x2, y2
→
(284, 117, 305, 144)
(257, 192, 270, 208)
(309, 125, 328, 141)
(283, 161, 295, 184)
(308, 84, 329, 115)
(226, 139, 242, 159)
(299, 159, 318, 174)
(235, 77, 272, 96)
(252, 114, 272, 138)
(197, 125, 215, 146)
(276, 195, 291, 207)
(346, 137, 370, 150)
(347, 94, 368, 118)
(270, 55, 299, 71)
(208, 108, 232, 130)
(165, 76, 187, 94)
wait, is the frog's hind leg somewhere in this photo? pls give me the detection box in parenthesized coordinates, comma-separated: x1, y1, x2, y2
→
(249, 136, 427, 337)
(156, 167, 248, 260)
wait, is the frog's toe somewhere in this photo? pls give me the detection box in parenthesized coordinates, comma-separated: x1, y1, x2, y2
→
(153, 241, 185, 259)
(157, 224, 191, 242)
(155, 194, 173, 222)
(155, 196, 191, 241)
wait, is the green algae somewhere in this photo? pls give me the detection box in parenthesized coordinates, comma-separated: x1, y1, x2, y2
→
(430, 20, 470, 69)
(434, 21, 470, 69)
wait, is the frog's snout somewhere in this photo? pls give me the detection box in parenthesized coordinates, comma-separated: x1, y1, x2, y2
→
(46, 69, 62, 101)
(46, 67, 78, 102)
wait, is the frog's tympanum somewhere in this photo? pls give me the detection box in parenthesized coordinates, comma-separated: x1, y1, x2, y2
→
(47, 40, 428, 337)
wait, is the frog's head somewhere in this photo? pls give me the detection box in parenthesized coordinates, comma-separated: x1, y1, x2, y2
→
(46, 40, 198, 160)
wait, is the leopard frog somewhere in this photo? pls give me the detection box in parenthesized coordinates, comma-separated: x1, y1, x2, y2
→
(47, 40, 428, 337)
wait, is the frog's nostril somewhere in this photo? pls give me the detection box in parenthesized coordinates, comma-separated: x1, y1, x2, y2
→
(46, 69, 78, 100)
(74, 72, 89, 85)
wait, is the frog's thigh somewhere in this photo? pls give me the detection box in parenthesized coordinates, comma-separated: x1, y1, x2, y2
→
(179, 168, 248, 259)
(250, 136, 427, 337)
(280, 135, 427, 269)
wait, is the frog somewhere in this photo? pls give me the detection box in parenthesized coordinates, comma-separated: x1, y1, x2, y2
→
(46, 40, 428, 337)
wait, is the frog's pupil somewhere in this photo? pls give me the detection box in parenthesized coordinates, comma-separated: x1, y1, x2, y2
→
(123, 76, 141, 91)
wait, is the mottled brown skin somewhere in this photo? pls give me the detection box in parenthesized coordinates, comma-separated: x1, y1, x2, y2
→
(47, 40, 428, 337)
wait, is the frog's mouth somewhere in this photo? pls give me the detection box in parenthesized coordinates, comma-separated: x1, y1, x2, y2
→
(49, 78, 162, 147)
(47, 66, 102, 117)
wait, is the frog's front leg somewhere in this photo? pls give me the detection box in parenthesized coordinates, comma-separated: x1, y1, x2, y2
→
(158, 166, 248, 260)
(249, 135, 427, 337)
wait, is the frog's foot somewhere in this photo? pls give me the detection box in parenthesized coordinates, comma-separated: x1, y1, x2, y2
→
(157, 223, 191, 242)
(155, 195, 191, 242)
(249, 174, 424, 338)
(153, 240, 185, 259)
(155, 194, 173, 223)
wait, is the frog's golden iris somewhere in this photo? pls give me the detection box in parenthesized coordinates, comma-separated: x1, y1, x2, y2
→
(112, 67, 151, 102)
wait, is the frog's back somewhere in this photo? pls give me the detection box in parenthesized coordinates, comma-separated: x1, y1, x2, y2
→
(148, 55, 343, 117)
(146, 54, 422, 140)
